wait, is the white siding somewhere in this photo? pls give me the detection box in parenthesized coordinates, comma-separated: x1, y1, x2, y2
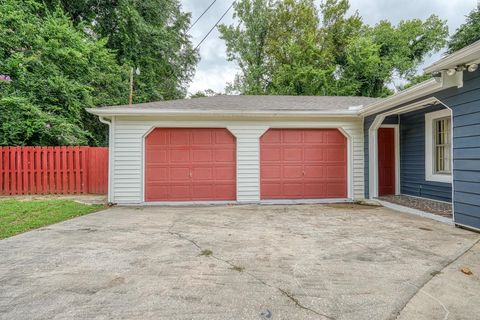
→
(110, 117, 365, 204)
(227, 126, 269, 202)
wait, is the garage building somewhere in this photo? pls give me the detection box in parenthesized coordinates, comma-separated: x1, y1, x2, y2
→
(89, 96, 379, 205)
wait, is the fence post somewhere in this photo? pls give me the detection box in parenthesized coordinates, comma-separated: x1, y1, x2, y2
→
(84, 147, 90, 194)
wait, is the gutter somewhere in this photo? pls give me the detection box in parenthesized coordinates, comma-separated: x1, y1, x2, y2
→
(359, 70, 464, 117)
(86, 109, 360, 118)
(358, 78, 442, 117)
(424, 40, 480, 74)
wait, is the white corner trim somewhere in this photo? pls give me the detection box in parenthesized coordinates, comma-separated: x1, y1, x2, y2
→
(99, 116, 114, 203)
(368, 115, 385, 198)
(425, 109, 453, 184)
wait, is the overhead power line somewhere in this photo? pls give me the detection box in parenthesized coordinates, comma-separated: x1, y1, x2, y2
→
(194, 2, 235, 50)
(188, 0, 217, 32)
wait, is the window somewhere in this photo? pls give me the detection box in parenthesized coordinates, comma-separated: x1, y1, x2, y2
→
(425, 109, 452, 183)
(434, 117, 451, 174)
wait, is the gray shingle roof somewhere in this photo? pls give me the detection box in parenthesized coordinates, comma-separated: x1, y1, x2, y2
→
(90, 95, 383, 113)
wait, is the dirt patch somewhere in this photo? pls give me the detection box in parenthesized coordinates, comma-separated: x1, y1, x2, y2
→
(230, 265, 245, 272)
(199, 249, 213, 257)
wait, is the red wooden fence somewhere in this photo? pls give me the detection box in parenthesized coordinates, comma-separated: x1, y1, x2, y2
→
(0, 147, 108, 195)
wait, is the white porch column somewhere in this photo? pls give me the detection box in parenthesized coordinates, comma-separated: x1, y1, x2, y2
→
(227, 126, 269, 203)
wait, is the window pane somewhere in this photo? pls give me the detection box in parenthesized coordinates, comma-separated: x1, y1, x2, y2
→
(434, 117, 451, 174)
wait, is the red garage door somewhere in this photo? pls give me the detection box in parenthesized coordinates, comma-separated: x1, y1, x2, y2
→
(145, 128, 236, 201)
(260, 129, 347, 199)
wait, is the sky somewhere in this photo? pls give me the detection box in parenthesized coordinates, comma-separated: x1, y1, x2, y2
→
(181, 0, 478, 95)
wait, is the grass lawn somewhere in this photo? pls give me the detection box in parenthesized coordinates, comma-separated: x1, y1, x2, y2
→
(0, 199, 105, 239)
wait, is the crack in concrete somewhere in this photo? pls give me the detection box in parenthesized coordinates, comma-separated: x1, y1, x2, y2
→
(277, 287, 335, 319)
(168, 226, 336, 320)
(405, 281, 450, 320)
(393, 238, 480, 320)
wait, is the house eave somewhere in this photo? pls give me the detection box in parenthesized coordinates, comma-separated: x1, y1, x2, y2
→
(358, 78, 443, 117)
(424, 40, 480, 74)
(86, 109, 360, 118)
(359, 67, 466, 117)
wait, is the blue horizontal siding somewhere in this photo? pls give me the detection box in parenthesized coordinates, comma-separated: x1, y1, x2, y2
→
(454, 181, 480, 195)
(399, 105, 452, 202)
(454, 136, 480, 148)
(443, 71, 480, 229)
(454, 170, 480, 182)
(383, 115, 399, 124)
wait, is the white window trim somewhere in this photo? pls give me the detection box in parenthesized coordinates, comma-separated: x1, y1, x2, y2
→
(425, 109, 452, 183)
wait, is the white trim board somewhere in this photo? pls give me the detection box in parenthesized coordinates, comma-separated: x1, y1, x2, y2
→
(425, 109, 453, 183)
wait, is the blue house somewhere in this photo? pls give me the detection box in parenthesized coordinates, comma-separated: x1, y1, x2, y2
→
(362, 40, 480, 231)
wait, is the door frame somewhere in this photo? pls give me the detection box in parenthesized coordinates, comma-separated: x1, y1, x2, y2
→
(142, 126, 237, 203)
(378, 124, 400, 196)
(260, 127, 352, 200)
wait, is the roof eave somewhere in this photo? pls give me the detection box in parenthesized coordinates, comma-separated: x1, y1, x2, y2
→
(358, 78, 442, 117)
(424, 40, 480, 74)
(86, 109, 359, 118)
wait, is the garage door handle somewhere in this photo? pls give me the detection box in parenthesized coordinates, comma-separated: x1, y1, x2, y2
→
(302, 171, 305, 176)
(189, 171, 192, 178)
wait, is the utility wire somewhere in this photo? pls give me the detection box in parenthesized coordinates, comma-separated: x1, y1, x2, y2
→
(188, 0, 217, 32)
(194, 1, 235, 50)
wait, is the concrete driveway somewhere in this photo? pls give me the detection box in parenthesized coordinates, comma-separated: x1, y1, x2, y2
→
(0, 204, 479, 320)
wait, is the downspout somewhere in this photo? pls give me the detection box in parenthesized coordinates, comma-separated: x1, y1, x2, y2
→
(99, 116, 114, 204)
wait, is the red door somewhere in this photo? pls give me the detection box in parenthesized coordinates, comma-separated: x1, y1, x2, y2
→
(145, 128, 236, 201)
(378, 128, 396, 196)
(260, 129, 347, 199)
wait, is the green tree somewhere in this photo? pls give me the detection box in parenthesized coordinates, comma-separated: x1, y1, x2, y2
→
(219, 0, 448, 97)
(448, 5, 480, 53)
(190, 89, 221, 98)
(266, 0, 330, 95)
(218, 0, 273, 94)
(0, 0, 127, 146)
(46, 0, 199, 102)
(342, 15, 448, 96)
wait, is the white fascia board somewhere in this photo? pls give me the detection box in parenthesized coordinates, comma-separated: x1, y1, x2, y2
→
(424, 40, 480, 74)
(359, 68, 466, 118)
(359, 78, 442, 117)
(85, 108, 359, 118)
